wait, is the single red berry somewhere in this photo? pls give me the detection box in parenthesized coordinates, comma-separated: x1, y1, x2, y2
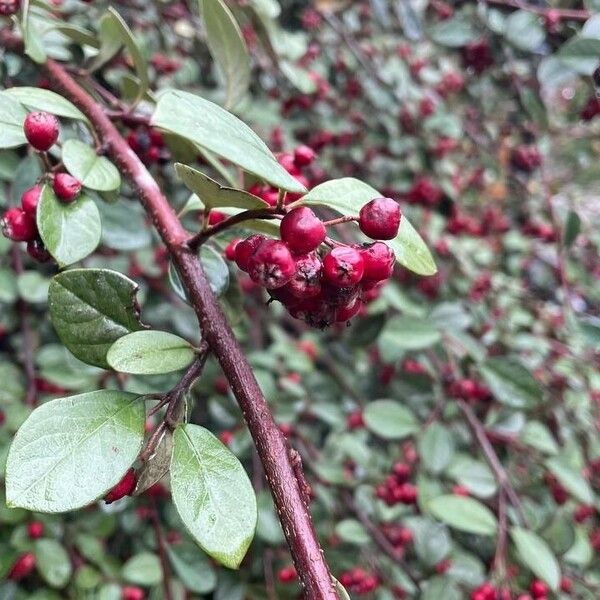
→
(248, 240, 296, 289)
(0, 0, 19, 16)
(278, 152, 301, 176)
(392, 462, 411, 482)
(359, 197, 401, 240)
(323, 246, 364, 287)
(278, 565, 298, 583)
(121, 586, 145, 600)
(288, 253, 322, 298)
(104, 468, 136, 504)
(53, 173, 82, 202)
(360, 242, 395, 282)
(293, 145, 316, 167)
(8, 552, 36, 581)
(23, 111, 60, 151)
(208, 210, 226, 226)
(530, 580, 548, 599)
(280, 207, 326, 254)
(335, 298, 362, 322)
(347, 410, 364, 429)
(559, 577, 572, 593)
(27, 520, 44, 539)
(234, 234, 265, 272)
(21, 184, 42, 215)
(27, 238, 50, 262)
(224, 238, 241, 261)
(1, 207, 37, 242)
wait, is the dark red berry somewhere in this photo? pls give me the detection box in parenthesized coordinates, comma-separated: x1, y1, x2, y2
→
(23, 111, 60, 151)
(248, 239, 296, 289)
(359, 197, 401, 240)
(234, 234, 265, 272)
(0, 0, 19, 16)
(224, 238, 241, 261)
(8, 552, 36, 581)
(323, 246, 364, 287)
(21, 184, 42, 215)
(288, 252, 322, 298)
(277, 566, 298, 583)
(27, 521, 44, 539)
(294, 145, 316, 167)
(360, 242, 395, 281)
(335, 298, 362, 322)
(53, 173, 82, 202)
(27, 238, 50, 262)
(280, 207, 326, 254)
(1, 208, 37, 242)
(121, 586, 145, 600)
(104, 468, 136, 504)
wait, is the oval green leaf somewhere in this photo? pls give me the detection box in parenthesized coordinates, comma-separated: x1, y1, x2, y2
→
(510, 527, 560, 591)
(62, 139, 121, 191)
(170, 424, 257, 569)
(6, 390, 145, 512)
(35, 539, 73, 588)
(545, 458, 594, 504)
(2, 87, 87, 120)
(0, 94, 28, 149)
(107, 330, 195, 375)
(428, 495, 498, 536)
(37, 186, 102, 267)
(363, 399, 419, 440)
(48, 268, 144, 368)
(480, 357, 543, 409)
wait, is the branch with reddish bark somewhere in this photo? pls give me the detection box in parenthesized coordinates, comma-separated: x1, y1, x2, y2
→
(41, 58, 338, 600)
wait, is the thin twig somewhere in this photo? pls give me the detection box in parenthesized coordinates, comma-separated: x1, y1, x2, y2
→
(150, 502, 174, 600)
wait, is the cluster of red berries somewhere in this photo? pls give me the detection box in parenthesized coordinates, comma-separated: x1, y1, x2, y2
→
(1, 112, 83, 260)
(381, 523, 413, 552)
(0, 0, 19, 16)
(226, 196, 401, 328)
(126, 125, 170, 165)
(338, 567, 379, 596)
(375, 462, 418, 506)
(447, 378, 492, 402)
(521, 221, 557, 243)
(462, 39, 494, 74)
(511, 145, 542, 172)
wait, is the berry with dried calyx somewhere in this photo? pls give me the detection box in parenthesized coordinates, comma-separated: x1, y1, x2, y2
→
(288, 252, 322, 298)
(0, 0, 19, 16)
(360, 242, 395, 282)
(280, 207, 326, 255)
(359, 197, 401, 240)
(248, 239, 296, 289)
(323, 246, 364, 287)
(1, 208, 37, 242)
(23, 111, 60, 151)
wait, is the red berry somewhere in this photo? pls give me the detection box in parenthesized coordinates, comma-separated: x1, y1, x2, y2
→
(323, 246, 364, 287)
(277, 566, 298, 583)
(360, 242, 395, 282)
(8, 552, 36, 581)
(294, 145, 316, 167)
(278, 152, 300, 176)
(280, 207, 326, 254)
(23, 111, 60, 151)
(53, 173, 82, 202)
(248, 239, 296, 289)
(0, 0, 19, 16)
(392, 462, 411, 482)
(288, 253, 322, 298)
(234, 234, 265, 272)
(121, 586, 145, 600)
(559, 577, 572, 593)
(27, 520, 44, 539)
(359, 197, 401, 240)
(104, 468, 136, 504)
(335, 298, 362, 322)
(21, 184, 42, 215)
(347, 410, 364, 429)
(224, 238, 241, 261)
(208, 210, 226, 226)
(1, 207, 37, 242)
(27, 238, 50, 262)
(530, 580, 548, 599)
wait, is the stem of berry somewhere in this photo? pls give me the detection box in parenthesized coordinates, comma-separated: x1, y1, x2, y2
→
(43, 58, 338, 600)
(322, 215, 358, 227)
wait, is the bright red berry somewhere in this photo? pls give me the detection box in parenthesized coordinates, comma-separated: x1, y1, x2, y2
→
(559, 577, 572, 593)
(53, 173, 82, 202)
(121, 586, 145, 600)
(224, 238, 241, 261)
(0, 0, 19, 16)
(277, 566, 298, 583)
(280, 207, 326, 254)
(8, 552, 36, 581)
(23, 111, 60, 151)
(288, 252, 322, 298)
(1, 207, 37, 242)
(360, 242, 395, 282)
(21, 184, 42, 215)
(104, 468, 136, 504)
(27, 520, 44, 539)
(530, 580, 548, 599)
(248, 239, 296, 289)
(359, 197, 401, 240)
(323, 246, 364, 287)
(293, 145, 316, 167)
(234, 234, 265, 272)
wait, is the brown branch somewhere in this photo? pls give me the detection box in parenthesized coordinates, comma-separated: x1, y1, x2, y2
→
(43, 59, 337, 600)
(150, 502, 174, 600)
(483, 0, 590, 20)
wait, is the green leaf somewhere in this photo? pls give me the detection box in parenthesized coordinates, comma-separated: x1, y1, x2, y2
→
(298, 178, 436, 276)
(35, 539, 73, 588)
(48, 268, 144, 368)
(557, 36, 600, 75)
(1, 87, 87, 121)
(0, 268, 18, 304)
(504, 10, 545, 51)
(167, 544, 217, 594)
(564, 525, 593, 566)
(62, 139, 121, 191)
(200, 0, 250, 109)
(37, 186, 102, 268)
(89, 10, 125, 72)
(107, 330, 195, 375)
(98, 200, 152, 251)
(510, 527, 560, 591)
(447, 456, 497, 498)
(151, 90, 305, 193)
(428, 495, 498, 536)
(170, 424, 257, 568)
(521, 421, 558, 455)
(419, 424, 454, 474)
(6, 390, 144, 512)
(480, 357, 543, 409)
(21, 0, 46, 64)
(0, 94, 28, 149)
(334, 578, 351, 600)
(563, 210, 581, 248)
(335, 519, 370, 545)
(409, 517, 451, 567)
(122, 552, 162, 586)
(175, 164, 268, 211)
(545, 458, 594, 504)
(17, 271, 50, 304)
(429, 14, 478, 47)
(378, 316, 441, 362)
(363, 399, 419, 440)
